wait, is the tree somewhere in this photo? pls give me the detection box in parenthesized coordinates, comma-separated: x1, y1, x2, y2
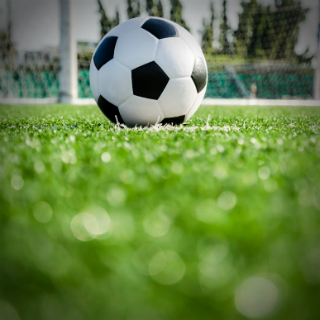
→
(0, 0, 14, 69)
(145, 0, 164, 17)
(270, 0, 309, 61)
(219, 0, 232, 55)
(246, 3, 270, 58)
(114, 9, 120, 26)
(97, 0, 119, 38)
(260, 6, 275, 57)
(127, 0, 141, 19)
(234, 0, 312, 63)
(200, 2, 215, 54)
(170, 0, 190, 31)
(234, 0, 258, 57)
(156, 0, 164, 17)
(0, 30, 15, 67)
(146, 0, 154, 16)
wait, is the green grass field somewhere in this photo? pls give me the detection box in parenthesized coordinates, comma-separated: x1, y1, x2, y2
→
(1, 104, 320, 320)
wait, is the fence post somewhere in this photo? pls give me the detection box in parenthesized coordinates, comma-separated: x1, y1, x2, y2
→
(59, 0, 78, 103)
(314, 0, 320, 100)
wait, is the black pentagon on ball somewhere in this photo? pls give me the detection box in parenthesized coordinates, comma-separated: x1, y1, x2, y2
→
(94, 36, 118, 70)
(191, 57, 207, 93)
(97, 95, 124, 125)
(161, 115, 185, 126)
(132, 61, 169, 100)
(142, 18, 179, 40)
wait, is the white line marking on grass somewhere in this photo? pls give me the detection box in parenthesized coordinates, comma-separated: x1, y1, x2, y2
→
(1, 98, 320, 107)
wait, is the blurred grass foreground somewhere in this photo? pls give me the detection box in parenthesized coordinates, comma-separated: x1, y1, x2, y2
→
(0, 105, 320, 320)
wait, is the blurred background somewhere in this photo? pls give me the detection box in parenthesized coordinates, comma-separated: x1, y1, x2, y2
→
(0, 0, 318, 100)
(1, 1, 320, 320)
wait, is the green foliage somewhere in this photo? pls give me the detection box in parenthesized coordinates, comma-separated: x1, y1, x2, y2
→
(234, 0, 258, 57)
(146, 0, 164, 17)
(234, 0, 312, 64)
(0, 105, 320, 319)
(200, 2, 215, 54)
(77, 51, 94, 70)
(170, 0, 190, 31)
(156, 0, 164, 17)
(127, 0, 141, 19)
(114, 9, 120, 26)
(0, 30, 15, 67)
(97, 0, 120, 38)
(271, 0, 309, 62)
(219, 0, 232, 55)
(146, 0, 154, 16)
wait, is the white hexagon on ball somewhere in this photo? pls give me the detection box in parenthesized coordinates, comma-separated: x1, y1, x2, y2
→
(98, 59, 133, 107)
(155, 37, 195, 79)
(171, 21, 207, 66)
(159, 77, 197, 118)
(185, 86, 207, 122)
(119, 96, 164, 127)
(114, 28, 158, 70)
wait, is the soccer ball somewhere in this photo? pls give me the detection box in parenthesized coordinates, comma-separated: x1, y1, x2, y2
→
(90, 17, 207, 127)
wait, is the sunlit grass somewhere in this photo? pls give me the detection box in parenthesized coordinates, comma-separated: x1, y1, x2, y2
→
(0, 104, 320, 320)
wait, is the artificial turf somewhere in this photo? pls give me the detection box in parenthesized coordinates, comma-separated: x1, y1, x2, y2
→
(0, 104, 319, 320)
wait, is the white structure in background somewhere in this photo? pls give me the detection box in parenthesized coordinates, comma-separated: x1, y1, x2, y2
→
(314, 0, 320, 100)
(59, 0, 78, 103)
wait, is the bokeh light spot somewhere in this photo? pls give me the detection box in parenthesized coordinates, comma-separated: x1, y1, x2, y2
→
(11, 175, 24, 190)
(71, 206, 112, 241)
(34, 160, 45, 173)
(258, 166, 270, 180)
(66, 189, 84, 208)
(148, 251, 185, 285)
(101, 152, 111, 163)
(110, 212, 135, 242)
(199, 245, 235, 290)
(33, 201, 53, 223)
(264, 179, 278, 193)
(196, 199, 226, 224)
(242, 171, 257, 186)
(71, 213, 93, 242)
(218, 191, 237, 210)
(171, 162, 184, 175)
(143, 211, 170, 237)
(0, 300, 20, 320)
(235, 276, 279, 318)
(106, 186, 126, 206)
(132, 244, 162, 275)
(120, 170, 135, 184)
